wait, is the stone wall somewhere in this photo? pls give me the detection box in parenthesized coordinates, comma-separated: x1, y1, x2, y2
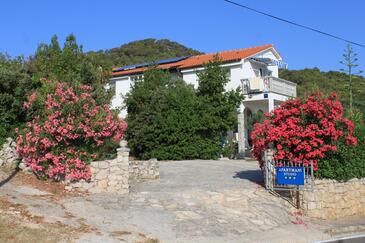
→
(301, 178, 365, 219)
(66, 142, 159, 194)
(0, 138, 18, 168)
(66, 147, 130, 194)
(129, 159, 159, 181)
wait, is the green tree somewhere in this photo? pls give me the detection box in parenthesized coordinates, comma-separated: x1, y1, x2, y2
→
(30, 34, 112, 105)
(89, 38, 202, 67)
(124, 68, 171, 159)
(0, 54, 33, 144)
(125, 67, 212, 160)
(125, 58, 242, 160)
(340, 44, 363, 112)
(196, 55, 243, 158)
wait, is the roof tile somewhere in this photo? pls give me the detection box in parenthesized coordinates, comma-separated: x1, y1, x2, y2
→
(111, 44, 273, 77)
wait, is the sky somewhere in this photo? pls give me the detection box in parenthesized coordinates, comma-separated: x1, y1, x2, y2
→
(1, 0, 364, 72)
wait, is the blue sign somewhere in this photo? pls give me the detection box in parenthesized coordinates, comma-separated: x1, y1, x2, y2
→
(276, 166, 304, 185)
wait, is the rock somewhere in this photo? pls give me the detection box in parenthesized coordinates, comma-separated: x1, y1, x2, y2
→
(65, 185, 73, 191)
(19, 162, 32, 173)
(64, 145, 158, 195)
(14, 185, 50, 196)
(249, 218, 264, 226)
(98, 161, 109, 169)
(95, 170, 108, 180)
(0, 137, 19, 168)
(175, 211, 202, 220)
(97, 179, 108, 189)
(302, 179, 365, 219)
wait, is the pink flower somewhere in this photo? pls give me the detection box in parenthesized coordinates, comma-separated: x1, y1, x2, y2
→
(16, 81, 127, 181)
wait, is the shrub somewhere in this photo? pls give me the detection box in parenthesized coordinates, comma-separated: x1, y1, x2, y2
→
(125, 60, 242, 160)
(0, 54, 34, 145)
(126, 70, 209, 160)
(16, 81, 127, 181)
(316, 110, 365, 181)
(125, 57, 242, 160)
(251, 92, 357, 171)
(222, 138, 238, 159)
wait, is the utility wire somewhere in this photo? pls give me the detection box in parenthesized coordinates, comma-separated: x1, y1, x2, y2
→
(223, 0, 365, 48)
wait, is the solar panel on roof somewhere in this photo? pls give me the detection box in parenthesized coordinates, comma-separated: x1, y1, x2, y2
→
(113, 56, 189, 72)
(155, 56, 188, 65)
(113, 62, 149, 72)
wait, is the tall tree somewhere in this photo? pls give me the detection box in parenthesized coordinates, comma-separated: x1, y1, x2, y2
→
(196, 55, 243, 157)
(124, 68, 171, 159)
(125, 58, 243, 160)
(30, 34, 112, 105)
(340, 44, 363, 112)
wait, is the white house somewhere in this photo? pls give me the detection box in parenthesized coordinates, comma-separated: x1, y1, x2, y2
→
(109, 44, 297, 156)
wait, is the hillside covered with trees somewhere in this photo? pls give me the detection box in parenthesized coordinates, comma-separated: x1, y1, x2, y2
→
(87, 38, 202, 67)
(280, 68, 365, 118)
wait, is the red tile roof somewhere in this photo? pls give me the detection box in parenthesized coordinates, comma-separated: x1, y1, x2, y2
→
(111, 62, 181, 77)
(111, 44, 273, 77)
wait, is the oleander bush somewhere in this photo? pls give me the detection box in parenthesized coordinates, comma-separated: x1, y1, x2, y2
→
(251, 92, 357, 172)
(16, 80, 127, 181)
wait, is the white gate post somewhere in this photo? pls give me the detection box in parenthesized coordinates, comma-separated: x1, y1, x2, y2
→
(237, 103, 246, 158)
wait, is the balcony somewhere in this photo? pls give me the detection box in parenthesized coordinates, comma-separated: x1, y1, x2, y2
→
(242, 76, 297, 97)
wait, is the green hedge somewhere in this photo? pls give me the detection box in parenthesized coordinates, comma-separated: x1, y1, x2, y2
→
(316, 113, 365, 181)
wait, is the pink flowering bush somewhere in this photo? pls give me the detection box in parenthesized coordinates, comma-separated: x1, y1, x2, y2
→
(16, 80, 127, 181)
(251, 92, 357, 171)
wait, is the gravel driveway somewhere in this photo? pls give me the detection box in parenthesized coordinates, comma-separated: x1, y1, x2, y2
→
(0, 160, 340, 242)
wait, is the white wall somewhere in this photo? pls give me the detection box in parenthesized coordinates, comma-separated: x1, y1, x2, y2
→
(181, 61, 246, 92)
(225, 63, 244, 91)
(109, 48, 283, 117)
(254, 49, 280, 78)
(110, 76, 131, 118)
(181, 71, 199, 88)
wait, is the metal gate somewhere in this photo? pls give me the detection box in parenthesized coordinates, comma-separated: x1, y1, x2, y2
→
(264, 150, 314, 192)
(263, 150, 314, 208)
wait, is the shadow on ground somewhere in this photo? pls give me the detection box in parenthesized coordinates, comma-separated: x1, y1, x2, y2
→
(0, 168, 19, 188)
(233, 169, 264, 186)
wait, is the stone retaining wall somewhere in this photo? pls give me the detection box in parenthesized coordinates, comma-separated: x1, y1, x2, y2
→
(0, 138, 18, 168)
(66, 147, 130, 194)
(129, 159, 159, 181)
(66, 142, 159, 194)
(301, 178, 365, 219)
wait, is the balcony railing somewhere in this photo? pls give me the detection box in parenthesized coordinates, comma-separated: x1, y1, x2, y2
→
(242, 76, 297, 97)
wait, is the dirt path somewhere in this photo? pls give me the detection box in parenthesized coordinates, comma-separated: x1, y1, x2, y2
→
(0, 160, 364, 242)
